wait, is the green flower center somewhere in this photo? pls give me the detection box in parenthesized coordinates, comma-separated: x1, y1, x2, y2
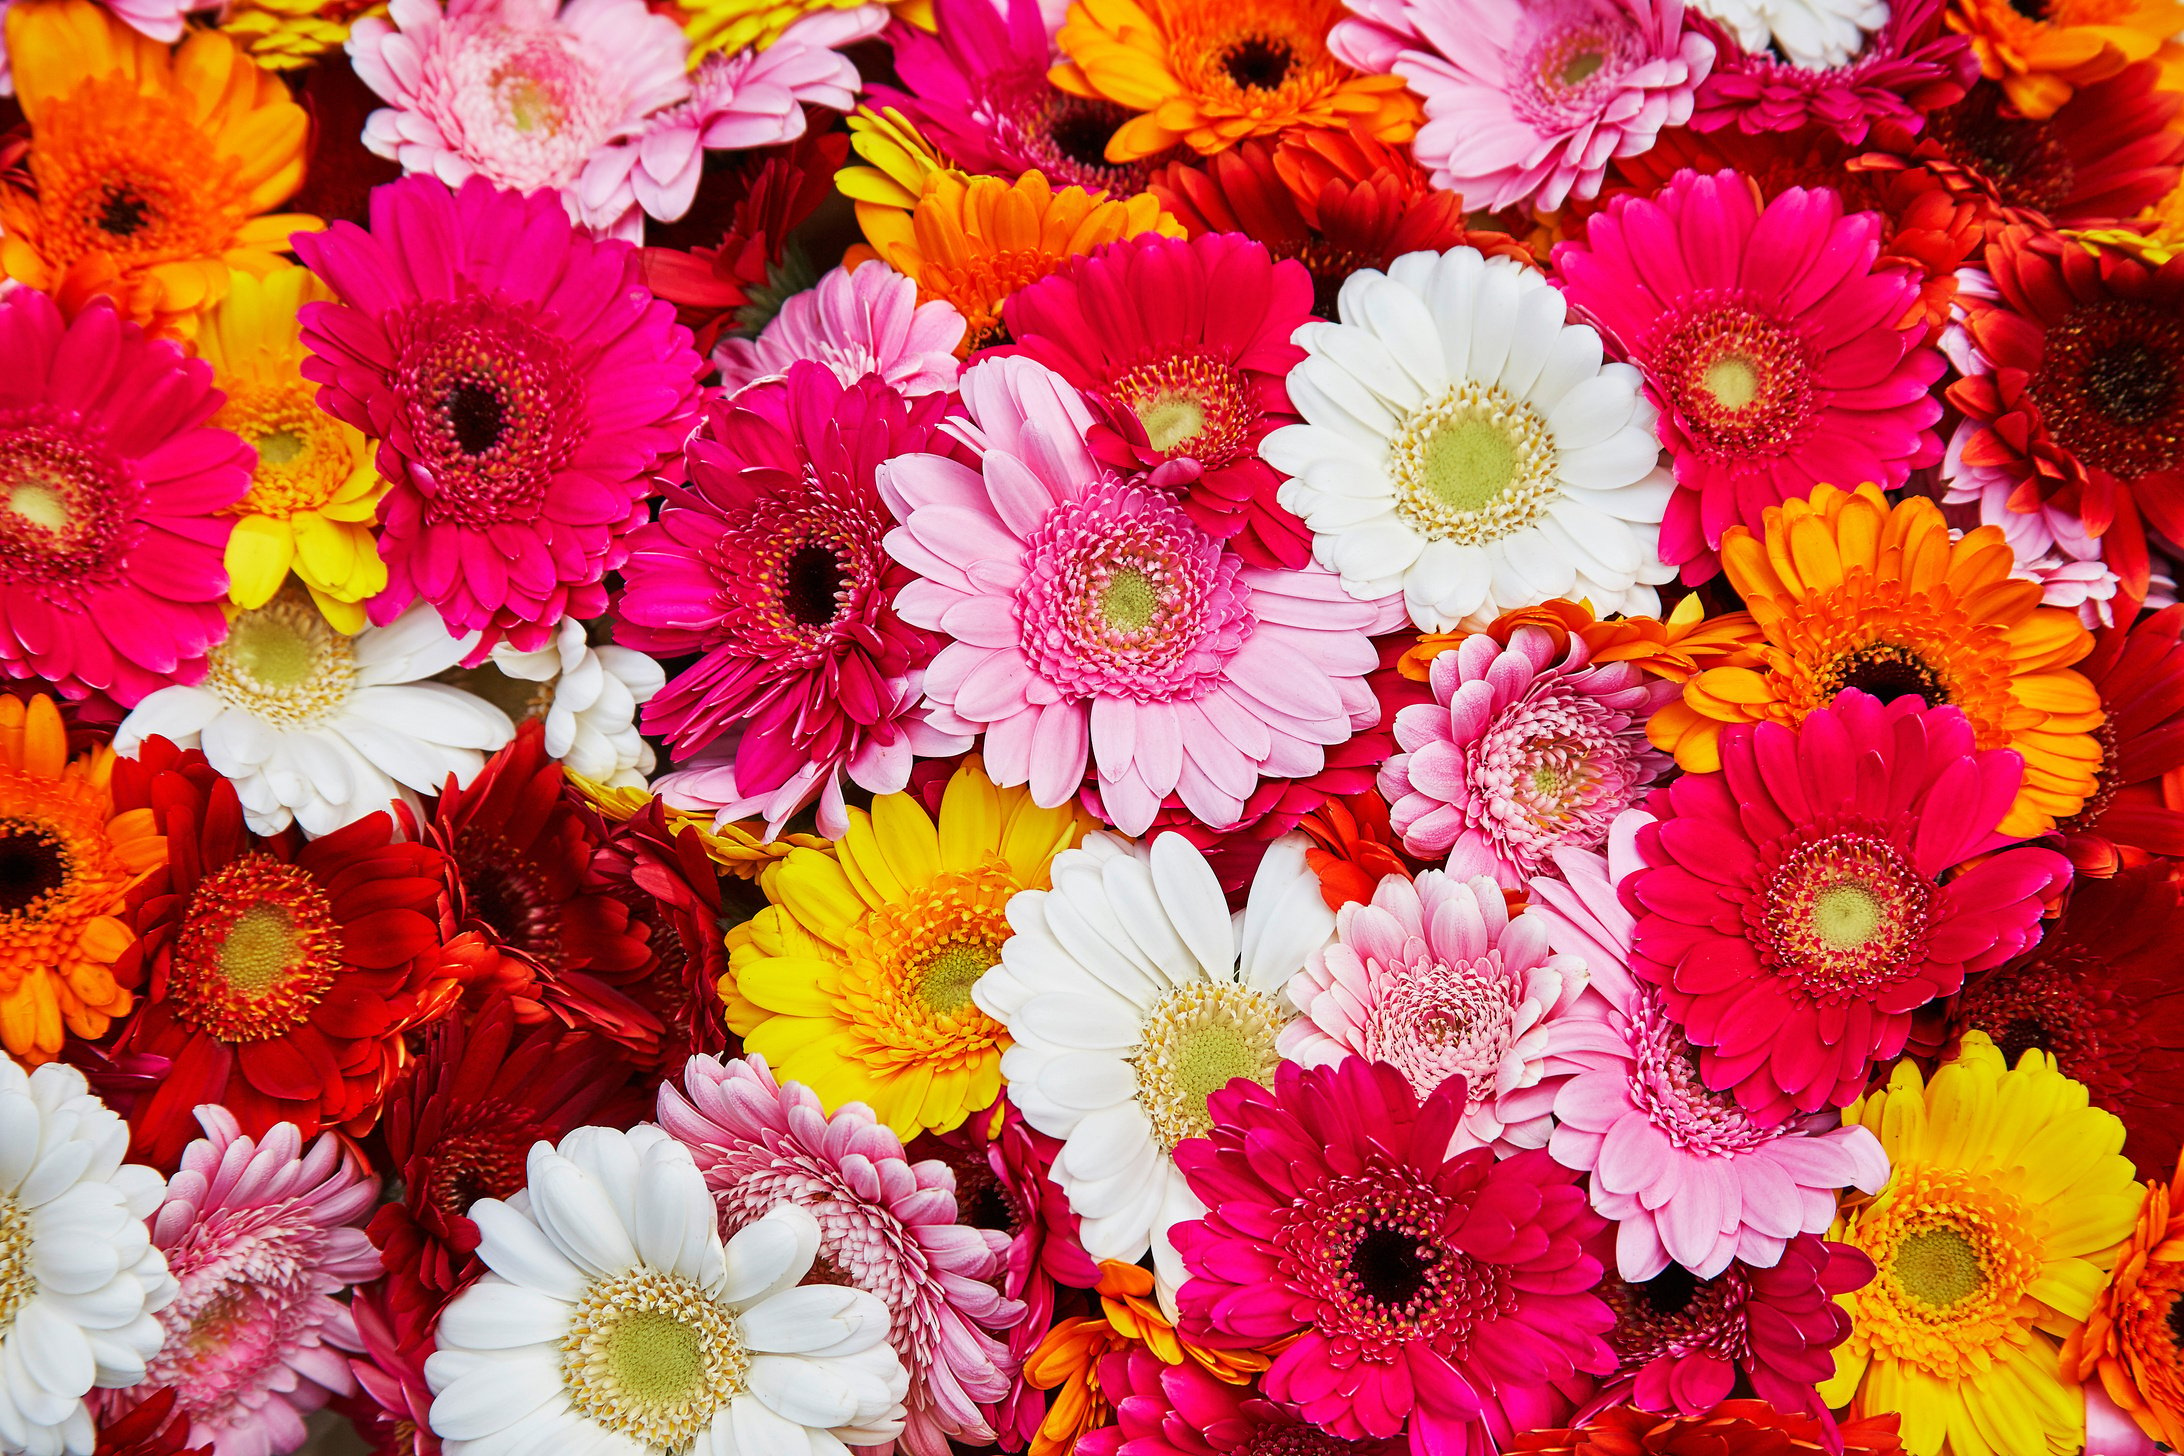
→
(1130, 982, 1289, 1149)
(1892, 1226, 1985, 1308)
(218, 903, 300, 1000)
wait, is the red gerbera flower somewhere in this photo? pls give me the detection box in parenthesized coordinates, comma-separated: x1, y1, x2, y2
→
(1298, 790, 1420, 910)
(588, 799, 734, 1072)
(2062, 604, 2184, 874)
(1510, 1402, 1906, 1456)
(336, 1280, 439, 1456)
(91, 1391, 209, 1456)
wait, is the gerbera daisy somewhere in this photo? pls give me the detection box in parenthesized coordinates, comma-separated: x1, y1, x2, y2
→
(196, 266, 388, 634)
(114, 593, 515, 838)
(90, 1391, 209, 1456)
(1944, 0, 2184, 119)
(126, 1110, 381, 1456)
(1647, 484, 2106, 837)
(1695, 0, 1884, 68)
(1820, 1034, 2145, 1456)
(1265, 245, 1676, 630)
(620, 363, 962, 840)
(0, 1059, 175, 1456)
(715, 263, 966, 397)
(293, 175, 703, 650)
(588, 801, 734, 1073)
(1078, 1349, 1403, 1456)
(975, 831, 1333, 1292)
(1329, 0, 1713, 211)
(722, 757, 1087, 1137)
(1172, 1056, 1614, 1449)
(1553, 170, 1943, 579)
(0, 290, 251, 706)
(0, 0, 317, 338)
(2060, 604, 2184, 874)
(1510, 1402, 1907, 1456)
(1279, 868, 1595, 1149)
(424, 1126, 909, 1456)
(471, 618, 662, 790)
(1691, 0, 1979, 144)
(2064, 1163, 2184, 1454)
(880, 355, 1383, 835)
(338, 1282, 437, 1456)
(657, 1054, 1017, 1456)
(0, 695, 158, 1064)
(1527, 815, 1891, 1280)
(1003, 231, 1314, 568)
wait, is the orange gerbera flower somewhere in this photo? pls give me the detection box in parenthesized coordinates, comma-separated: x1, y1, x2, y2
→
(2064, 1162, 2184, 1451)
(0, 0, 319, 338)
(1648, 484, 2105, 837)
(0, 695, 160, 1063)
(1946, 0, 2184, 119)
(1401, 595, 1764, 685)
(1049, 0, 1418, 162)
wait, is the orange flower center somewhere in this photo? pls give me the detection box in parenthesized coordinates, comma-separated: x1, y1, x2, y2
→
(214, 379, 359, 519)
(839, 858, 1015, 1069)
(170, 852, 341, 1043)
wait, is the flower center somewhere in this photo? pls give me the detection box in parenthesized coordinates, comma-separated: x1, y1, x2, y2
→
(2033, 299, 2184, 479)
(1626, 990, 1784, 1156)
(1892, 1226, 1985, 1308)
(1603, 1261, 1751, 1369)
(1841, 1166, 2044, 1378)
(1653, 303, 1814, 459)
(1222, 35, 1293, 90)
(1348, 1225, 1435, 1308)
(201, 593, 360, 728)
(219, 903, 303, 999)
(0, 1196, 31, 1338)
(458, 839, 562, 969)
(0, 420, 132, 586)
(1820, 640, 1951, 706)
(916, 938, 1004, 1014)
(561, 1266, 750, 1451)
(1110, 353, 1257, 465)
(1927, 90, 2076, 215)
(1101, 567, 1159, 630)
(170, 852, 342, 1043)
(782, 543, 847, 627)
(1759, 831, 1932, 1001)
(843, 858, 1016, 1054)
(1559, 46, 1606, 86)
(1129, 982, 1288, 1149)
(1390, 381, 1559, 544)
(425, 1126, 534, 1221)
(0, 821, 70, 919)
(393, 299, 585, 527)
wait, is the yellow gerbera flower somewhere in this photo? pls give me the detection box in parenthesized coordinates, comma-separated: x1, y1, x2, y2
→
(565, 773, 831, 879)
(1946, 0, 2184, 121)
(1821, 1033, 2144, 1456)
(1049, 0, 1419, 161)
(675, 0, 929, 62)
(725, 758, 1092, 1139)
(197, 266, 388, 633)
(1646, 483, 2104, 838)
(218, 0, 387, 69)
(0, 0, 320, 339)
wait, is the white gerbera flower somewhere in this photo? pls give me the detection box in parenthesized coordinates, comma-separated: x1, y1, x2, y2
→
(426, 1124, 907, 1456)
(972, 832, 1333, 1295)
(1262, 246, 1675, 633)
(0, 1061, 176, 1456)
(489, 619, 665, 789)
(114, 591, 515, 838)
(1690, 0, 1888, 70)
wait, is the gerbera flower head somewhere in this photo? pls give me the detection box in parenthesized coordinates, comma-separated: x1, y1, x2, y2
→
(1378, 626, 1677, 883)
(1820, 1034, 2145, 1456)
(0, 0, 317, 338)
(1649, 483, 2106, 837)
(1552, 169, 1943, 579)
(1510, 1402, 1907, 1456)
(1002, 230, 1314, 567)
(1691, 0, 1979, 144)
(337, 1282, 436, 1456)
(2065, 1162, 2184, 1454)
(1944, 0, 2184, 120)
(91, 1391, 210, 1456)
(880, 354, 1383, 835)
(1171, 1055, 1615, 1450)
(657, 1054, 1019, 1456)
(1328, 0, 1714, 211)
(1078, 1348, 1403, 1456)
(294, 174, 703, 650)
(2060, 604, 2184, 874)
(587, 801, 734, 1073)
(127, 1110, 381, 1456)
(715, 263, 966, 397)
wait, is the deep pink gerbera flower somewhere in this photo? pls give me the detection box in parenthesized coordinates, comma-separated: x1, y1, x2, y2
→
(657, 1054, 1024, 1456)
(1173, 1058, 1616, 1455)
(1080, 1349, 1404, 1456)
(1002, 231, 1315, 569)
(295, 175, 702, 650)
(1552, 168, 1944, 581)
(1378, 626, 1676, 886)
(879, 356, 1382, 836)
(1689, 0, 1978, 144)
(621, 361, 968, 837)
(1626, 690, 2072, 1125)
(1527, 815, 1889, 1280)
(0, 291, 250, 705)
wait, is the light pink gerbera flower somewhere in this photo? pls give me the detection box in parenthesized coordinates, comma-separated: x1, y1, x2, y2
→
(1280, 869, 1595, 1153)
(656, 1054, 1023, 1456)
(1329, 0, 1716, 211)
(119, 1110, 380, 1456)
(1378, 625, 1677, 887)
(716, 263, 966, 398)
(1526, 812, 1890, 1282)
(878, 356, 1384, 836)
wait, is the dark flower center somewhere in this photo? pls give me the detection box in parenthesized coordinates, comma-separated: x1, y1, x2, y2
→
(1993, 1014, 2049, 1066)
(783, 543, 846, 626)
(2035, 300, 2184, 477)
(461, 845, 560, 967)
(1238, 1425, 1391, 1456)
(1348, 1225, 1435, 1309)
(0, 823, 67, 917)
(1930, 91, 2075, 214)
(426, 1126, 533, 1220)
(2008, 0, 2046, 16)
(1048, 102, 1124, 169)
(1222, 36, 1293, 91)
(443, 377, 511, 456)
(1641, 1261, 1699, 1316)
(97, 185, 152, 238)
(2168, 1291, 2184, 1348)
(1825, 641, 1950, 706)
(2083, 342, 2178, 427)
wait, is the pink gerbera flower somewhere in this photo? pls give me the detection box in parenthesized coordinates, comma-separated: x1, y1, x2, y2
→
(1329, 0, 1715, 210)
(1525, 814, 1890, 1280)
(1080, 1349, 1404, 1456)
(0, 291, 250, 705)
(716, 263, 966, 397)
(657, 1054, 1024, 1456)
(878, 356, 1383, 836)
(296, 175, 702, 650)
(622, 361, 969, 837)
(1281, 870, 1595, 1151)
(1002, 231, 1316, 568)
(1689, 0, 1978, 144)
(1378, 626, 1677, 886)
(120, 1111, 381, 1456)
(1173, 1058, 1617, 1454)
(1625, 690, 2072, 1125)
(1552, 169, 1945, 581)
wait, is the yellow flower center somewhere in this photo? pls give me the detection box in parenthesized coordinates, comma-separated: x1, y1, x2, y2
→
(172, 851, 341, 1044)
(202, 592, 359, 728)
(1129, 982, 1288, 1149)
(1391, 380, 1559, 545)
(0, 1196, 32, 1338)
(561, 1267, 749, 1451)
(3, 478, 69, 534)
(1702, 355, 1761, 411)
(215, 379, 365, 519)
(218, 903, 302, 1000)
(1839, 1165, 2044, 1379)
(1135, 395, 1208, 454)
(842, 859, 1016, 1067)
(917, 939, 1002, 1014)
(1892, 1226, 1985, 1307)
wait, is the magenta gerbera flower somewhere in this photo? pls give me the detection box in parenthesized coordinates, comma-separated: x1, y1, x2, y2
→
(1002, 231, 1316, 569)
(621, 360, 967, 837)
(657, 1054, 1023, 1456)
(1625, 690, 2071, 1125)
(1079, 1348, 1403, 1456)
(1551, 168, 1945, 580)
(0, 291, 250, 706)
(1172, 1057, 1616, 1453)
(296, 174, 702, 650)
(878, 356, 1383, 836)
(1689, 0, 1978, 144)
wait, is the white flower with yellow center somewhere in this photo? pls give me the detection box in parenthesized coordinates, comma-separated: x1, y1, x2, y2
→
(972, 831, 1333, 1296)
(0, 1060, 176, 1456)
(1262, 246, 1675, 633)
(113, 590, 515, 837)
(479, 618, 665, 789)
(426, 1125, 907, 1456)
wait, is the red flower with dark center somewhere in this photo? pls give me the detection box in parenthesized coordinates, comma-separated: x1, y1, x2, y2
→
(2061, 604, 2184, 874)
(587, 800, 733, 1074)
(1510, 1402, 1906, 1456)
(91, 1390, 209, 1456)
